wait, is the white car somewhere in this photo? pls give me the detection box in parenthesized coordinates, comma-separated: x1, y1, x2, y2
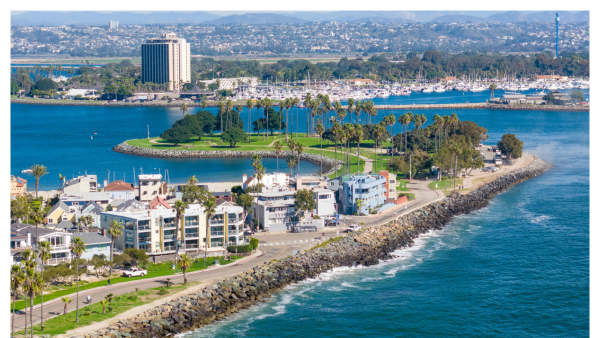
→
(122, 267, 147, 277)
(346, 224, 361, 232)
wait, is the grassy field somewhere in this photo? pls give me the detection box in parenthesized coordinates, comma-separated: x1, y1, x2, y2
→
(12, 255, 241, 312)
(428, 179, 464, 190)
(397, 180, 411, 191)
(13, 283, 190, 337)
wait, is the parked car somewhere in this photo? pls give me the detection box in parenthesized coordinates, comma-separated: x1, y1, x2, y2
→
(346, 224, 361, 232)
(244, 230, 254, 236)
(122, 267, 147, 277)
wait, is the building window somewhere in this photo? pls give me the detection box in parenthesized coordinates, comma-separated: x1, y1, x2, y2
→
(155, 242, 161, 248)
(48, 218, 54, 224)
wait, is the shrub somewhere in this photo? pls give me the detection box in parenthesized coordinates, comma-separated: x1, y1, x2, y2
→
(370, 209, 378, 215)
(313, 215, 320, 219)
(227, 244, 253, 253)
(107, 306, 113, 312)
(158, 287, 168, 295)
(127, 295, 137, 301)
(84, 311, 91, 316)
(249, 237, 259, 250)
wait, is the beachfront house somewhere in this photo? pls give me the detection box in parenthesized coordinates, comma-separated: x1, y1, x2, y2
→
(10, 175, 27, 197)
(103, 180, 136, 200)
(11, 223, 73, 265)
(63, 174, 98, 193)
(72, 232, 112, 260)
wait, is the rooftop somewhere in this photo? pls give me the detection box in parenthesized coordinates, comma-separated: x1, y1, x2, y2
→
(72, 232, 111, 245)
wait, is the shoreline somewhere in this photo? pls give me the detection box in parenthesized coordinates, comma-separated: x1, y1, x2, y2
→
(113, 141, 342, 176)
(78, 155, 552, 338)
(11, 98, 589, 111)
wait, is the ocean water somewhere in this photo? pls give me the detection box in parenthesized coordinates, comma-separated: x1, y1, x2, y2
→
(10, 100, 589, 336)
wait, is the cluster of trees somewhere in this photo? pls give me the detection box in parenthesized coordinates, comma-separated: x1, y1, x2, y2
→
(190, 51, 589, 83)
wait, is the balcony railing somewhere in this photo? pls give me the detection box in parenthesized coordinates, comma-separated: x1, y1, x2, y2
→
(138, 238, 151, 243)
(183, 244, 199, 249)
(164, 246, 175, 251)
(185, 233, 199, 238)
(50, 244, 69, 250)
(163, 234, 176, 240)
(185, 222, 199, 227)
(210, 231, 224, 236)
(47, 257, 71, 265)
(210, 220, 224, 225)
(163, 223, 176, 228)
(137, 225, 151, 231)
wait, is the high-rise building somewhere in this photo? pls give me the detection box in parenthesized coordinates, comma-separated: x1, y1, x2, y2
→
(141, 33, 191, 91)
(109, 21, 118, 29)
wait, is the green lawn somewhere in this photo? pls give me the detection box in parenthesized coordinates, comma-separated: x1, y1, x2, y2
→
(12, 255, 242, 312)
(13, 283, 189, 337)
(397, 180, 410, 191)
(428, 179, 464, 190)
(400, 193, 415, 201)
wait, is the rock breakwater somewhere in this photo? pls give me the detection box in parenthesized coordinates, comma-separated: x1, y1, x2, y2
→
(113, 141, 341, 175)
(80, 156, 551, 338)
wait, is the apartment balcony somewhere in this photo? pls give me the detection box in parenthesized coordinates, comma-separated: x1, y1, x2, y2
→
(137, 225, 151, 231)
(184, 222, 199, 227)
(163, 223, 176, 229)
(163, 234, 177, 240)
(210, 231, 224, 237)
(185, 233, 199, 238)
(138, 238, 152, 244)
(209, 220, 224, 225)
(47, 257, 71, 265)
(50, 244, 70, 251)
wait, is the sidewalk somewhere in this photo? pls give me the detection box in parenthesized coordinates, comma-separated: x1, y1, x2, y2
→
(12, 249, 264, 319)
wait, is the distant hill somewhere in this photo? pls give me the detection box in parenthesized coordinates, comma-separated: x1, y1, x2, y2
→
(526, 11, 589, 22)
(10, 11, 590, 26)
(203, 13, 307, 25)
(11, 11, 221, 26)
(432, 15, 487, 23)
(486, 11, 529, 23)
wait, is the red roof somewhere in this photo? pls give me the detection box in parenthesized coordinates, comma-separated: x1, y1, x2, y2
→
(104, 180, 135, 191)
(149, 196, 171, 209)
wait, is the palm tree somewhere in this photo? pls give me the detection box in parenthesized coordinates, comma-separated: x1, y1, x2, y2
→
(70, 237, 85, 323)
(23, 265, 42, 338)
(303, 93, 312, 137)
(354, 101, 363, 124)
(200, 100, 208, 111)
(246, 100, 254, 143)
(347, 98, 355, 123)
(449, 142, 463, 190)
(225, 99, 234, 130)
(386, 114, 396, 162)
(180, 102, 188, 116)
(100, 299, 109, 314)
(316, 122, 325, 176)
(108, 220, 123, 276)
(187, 175, 199, 186)
(203, 196, 216, 266)
(173, 200, 186, 263)
(177, 253, 193, 284)
(356, 198, 363, 214)
(286, 155, 298, 177)
(61, 297, 73, 315)
(354, 124, 364, 170)
(37, 240, 51, 331)
(489, 83, 497, 99)
(30, 208, 45, 248)
(77, 216, 86, 232)
(58, 173, 66, 193)
(11, 265, 24, 337)
(217, 101, 225, 133)
(27, 164, 48, 199)
(294, 141, 304, 176)
(293, 97, 300, 140)
(273, 140, 283, 172)
(405, 112, 413, 152)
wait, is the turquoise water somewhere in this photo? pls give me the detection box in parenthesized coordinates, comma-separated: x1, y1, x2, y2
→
(10, 102, 589, 336)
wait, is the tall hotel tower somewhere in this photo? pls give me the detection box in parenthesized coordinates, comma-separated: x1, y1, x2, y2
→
(141, 33, 190, 91)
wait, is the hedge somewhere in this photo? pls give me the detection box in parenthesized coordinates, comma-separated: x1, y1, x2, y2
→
(250, 237, 259, 250)
(227, 244, 253, 253)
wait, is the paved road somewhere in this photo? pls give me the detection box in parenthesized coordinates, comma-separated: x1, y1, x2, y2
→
(13, 178, 442, 332)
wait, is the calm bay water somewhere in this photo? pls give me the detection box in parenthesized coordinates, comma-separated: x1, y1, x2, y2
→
(10, 98, 589, 336)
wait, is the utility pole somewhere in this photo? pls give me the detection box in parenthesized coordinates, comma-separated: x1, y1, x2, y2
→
(409, 155, 412, 181)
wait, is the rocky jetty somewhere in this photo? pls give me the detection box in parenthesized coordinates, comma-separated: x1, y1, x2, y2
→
(113, 141, 342, 175)
(80, 156, 550, 338)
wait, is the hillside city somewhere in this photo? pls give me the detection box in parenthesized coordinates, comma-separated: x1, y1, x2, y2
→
(11, 20, 590, 57)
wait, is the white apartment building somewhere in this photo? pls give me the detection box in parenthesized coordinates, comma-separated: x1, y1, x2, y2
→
(252, 189, 336, 232)
(100, 200, 245, 255)
(242, 172, 290, 192)
(109, 21, 119, 29)
(141, 33, 190, 91)
(63, 174, 98, 193)
(138, 174, 168, 202)
(11, 223, 73, 265)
